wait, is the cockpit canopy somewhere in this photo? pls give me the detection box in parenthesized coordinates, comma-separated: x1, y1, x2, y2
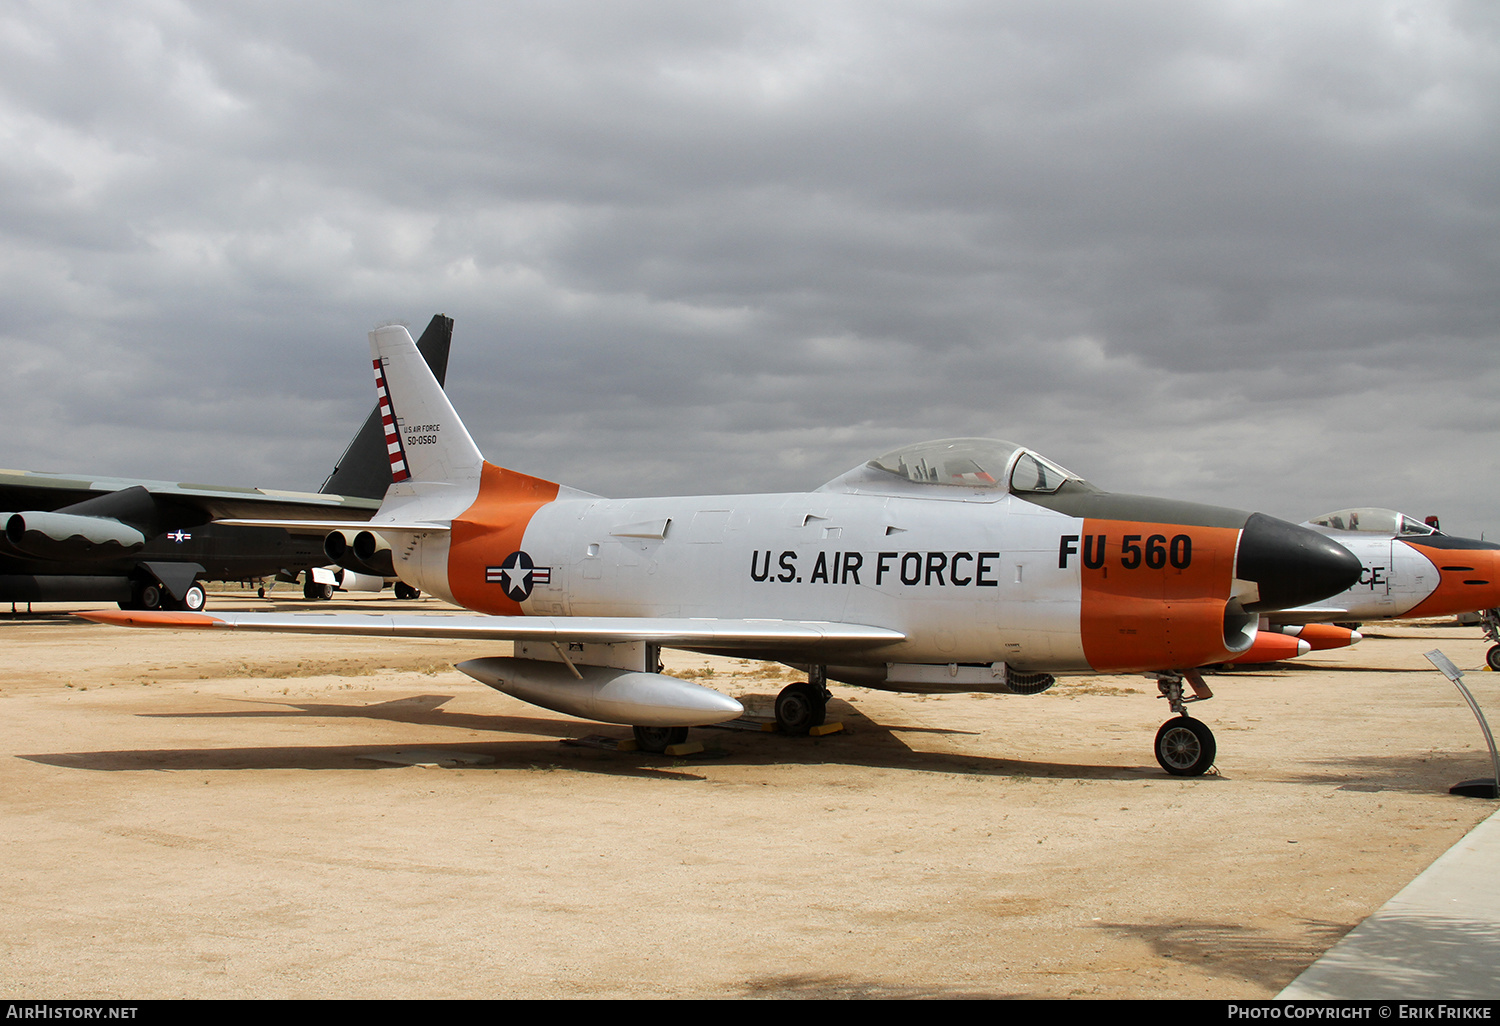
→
(867, 438, 1081, 495)
(1307, 507, 1442, 536)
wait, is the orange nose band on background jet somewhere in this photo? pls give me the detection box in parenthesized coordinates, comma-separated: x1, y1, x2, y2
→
(1398, 536, 1500, 619)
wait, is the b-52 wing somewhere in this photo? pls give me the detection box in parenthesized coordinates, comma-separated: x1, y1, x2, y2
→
(0, 471, 379, 524)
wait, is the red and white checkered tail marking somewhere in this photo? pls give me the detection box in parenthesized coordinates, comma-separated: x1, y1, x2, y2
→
(372, 358, 410, 482)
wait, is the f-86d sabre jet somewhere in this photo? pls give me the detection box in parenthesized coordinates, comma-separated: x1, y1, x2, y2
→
(1270, 507, 1500, 670)
(82, 324, 1361, 776)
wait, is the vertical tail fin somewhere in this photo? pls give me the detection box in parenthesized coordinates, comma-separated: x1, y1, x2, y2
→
(368, 324, 485, 486)
(321, 314, 454, 498)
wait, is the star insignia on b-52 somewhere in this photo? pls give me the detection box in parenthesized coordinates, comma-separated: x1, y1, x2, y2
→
(486, 551, 551, 603)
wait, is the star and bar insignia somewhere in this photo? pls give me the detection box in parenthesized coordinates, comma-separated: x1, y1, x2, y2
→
(486, 550, 551, 603)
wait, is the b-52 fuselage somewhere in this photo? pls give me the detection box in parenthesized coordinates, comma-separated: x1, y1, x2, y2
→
(85, 324, 1362, 776)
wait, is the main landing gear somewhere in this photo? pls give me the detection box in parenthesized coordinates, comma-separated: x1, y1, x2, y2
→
(630, 665, 831, 753)
(628, 645, 693, 754)
(1153, 670, 1217, 776)
(631, 725, 689, 753)
(775, 668, 830, 735)
(118, 577, 206, 612)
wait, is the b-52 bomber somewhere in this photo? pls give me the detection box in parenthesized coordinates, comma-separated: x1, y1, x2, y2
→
(84, 324, 1362, 776)
(1, 316, 452, 611)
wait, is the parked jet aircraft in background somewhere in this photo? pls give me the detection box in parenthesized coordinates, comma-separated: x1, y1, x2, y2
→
(1271, 507, 1500, 669)
(1, 316, 452, 611)
(84, 324, 1362, 776)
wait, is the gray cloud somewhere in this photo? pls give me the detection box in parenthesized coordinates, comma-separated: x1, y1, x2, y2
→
(2, 0, 1497, 535)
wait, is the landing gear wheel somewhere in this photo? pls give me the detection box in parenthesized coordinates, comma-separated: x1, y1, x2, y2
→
(394, 582, 420, 601)
(1155, 717, 1216, 777)
(137, 582, 163, 611)
(1487, 645, 1500, 673)
(303, 578, 334, 601)
(176, 583, 206, 612)
(632, 725, 689, 753)
(775, 681, 827, 735)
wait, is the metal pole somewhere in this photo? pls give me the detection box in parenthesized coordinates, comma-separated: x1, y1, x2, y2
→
(1424, 649, 1499, 799)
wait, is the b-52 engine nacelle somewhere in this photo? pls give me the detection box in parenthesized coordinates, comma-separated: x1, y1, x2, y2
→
(2, 511, 146, 562)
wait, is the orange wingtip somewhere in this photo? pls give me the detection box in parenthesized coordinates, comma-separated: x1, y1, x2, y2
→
(75, 609, 226, 629)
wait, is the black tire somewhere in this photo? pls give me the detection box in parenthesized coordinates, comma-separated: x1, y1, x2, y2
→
(394, 582, 420, 601)
(775, 681, 827, 735)
(138, 583, 163, 610)
(1487, 646, 1500, 673)
(632, 725, 689, 753)
(1155, 717, 1216, 777)
(176, 583, 206, 612)
(304, 578, 333, 601)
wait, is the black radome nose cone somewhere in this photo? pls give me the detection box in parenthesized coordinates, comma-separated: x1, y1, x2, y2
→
(1237, 512, 1362, 612)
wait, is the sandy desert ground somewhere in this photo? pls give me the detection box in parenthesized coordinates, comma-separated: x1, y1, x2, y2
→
(2, 588, 1496, 999)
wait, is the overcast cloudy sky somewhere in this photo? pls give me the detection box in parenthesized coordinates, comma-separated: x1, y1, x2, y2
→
(3, 1, 1497, 534)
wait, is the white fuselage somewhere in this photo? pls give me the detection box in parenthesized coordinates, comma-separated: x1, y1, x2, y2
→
(400, 488, 1092, 670)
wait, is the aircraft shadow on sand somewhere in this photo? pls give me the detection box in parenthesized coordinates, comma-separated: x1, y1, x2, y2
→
(22, 692, 1182, 782)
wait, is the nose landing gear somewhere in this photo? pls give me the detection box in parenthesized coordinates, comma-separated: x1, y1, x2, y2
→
(1154, 670, 1217, 776)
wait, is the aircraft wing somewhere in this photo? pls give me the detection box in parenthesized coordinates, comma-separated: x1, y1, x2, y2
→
(76, 609, 907, 652)
(212, 518, 447, 533)
(0, 469, 381, 523)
